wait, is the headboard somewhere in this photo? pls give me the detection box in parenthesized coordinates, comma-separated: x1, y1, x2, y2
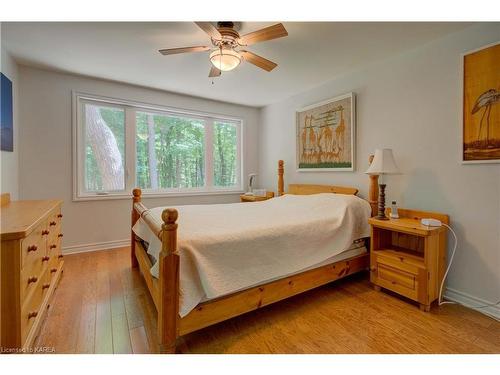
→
(288, 184, 358, 196)
(276, 160, 379, 217)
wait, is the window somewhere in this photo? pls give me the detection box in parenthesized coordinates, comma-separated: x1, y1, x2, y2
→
(74, 93, 243, 200)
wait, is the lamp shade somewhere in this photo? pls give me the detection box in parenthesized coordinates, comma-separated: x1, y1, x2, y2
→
(210, 48, 241, 71)
(365, 149, 400, 175)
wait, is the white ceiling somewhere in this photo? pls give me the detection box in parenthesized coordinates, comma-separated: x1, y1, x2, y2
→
(2, 22, 471, 107)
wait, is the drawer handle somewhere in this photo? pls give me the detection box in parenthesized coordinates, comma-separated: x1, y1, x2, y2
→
(50, 244, 57, 249)
(57, 214, 63, 218)
(58, 233, 64, 238)
(49, 221, 57, 226)
(58, 255, 64, 259)
(370, 267, 376, 272)
(42, 256, 50, 262)
(391, 281, 397, 285)
(27, 245, 38, 252)
(50, 268, 57, 274)
(27, 276, 38, 284)
(28, 311, 38, 319)
(42, 230, 50, 236)
(42, 283, 50, 290)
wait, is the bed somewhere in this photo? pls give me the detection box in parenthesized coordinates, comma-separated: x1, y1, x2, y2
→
(130, 159, 379, 353)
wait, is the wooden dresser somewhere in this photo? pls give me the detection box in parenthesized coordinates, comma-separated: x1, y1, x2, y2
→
(1, 193, 64, 351)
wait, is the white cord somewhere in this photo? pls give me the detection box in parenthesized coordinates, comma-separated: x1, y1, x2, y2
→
(438, 223, 457, 306)
(438, 223, 500, 322)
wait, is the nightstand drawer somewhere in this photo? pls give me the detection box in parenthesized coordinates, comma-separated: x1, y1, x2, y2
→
(374, 251, 422, 275)
(377, 264, 415, 290)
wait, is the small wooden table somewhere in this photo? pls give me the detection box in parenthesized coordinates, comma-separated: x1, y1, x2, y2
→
(369, 208, 449, 312)
(240, 191, 275, 202)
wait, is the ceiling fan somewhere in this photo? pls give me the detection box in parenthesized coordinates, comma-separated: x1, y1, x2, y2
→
(158, 22, 288, 77)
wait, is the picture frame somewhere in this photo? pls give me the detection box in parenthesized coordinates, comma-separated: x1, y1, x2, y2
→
(1, 72, 14, 152)
(462, 41, 500, 164)
(296, 92, 355, 171)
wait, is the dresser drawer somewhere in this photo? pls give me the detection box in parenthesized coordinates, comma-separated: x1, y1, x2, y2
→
(47, 237, 61, 260)
(21, 222, 47, 268)
(48, 254, 61, 278)
(20, 269, 50, 343)
(46, 208, 62, 243)
(20, 252, 49, 304)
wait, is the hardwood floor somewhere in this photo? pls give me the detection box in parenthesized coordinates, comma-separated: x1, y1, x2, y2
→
(34, 247, 500, 354)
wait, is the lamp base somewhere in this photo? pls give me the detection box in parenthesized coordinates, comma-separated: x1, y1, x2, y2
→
(376, 183, 389, 220)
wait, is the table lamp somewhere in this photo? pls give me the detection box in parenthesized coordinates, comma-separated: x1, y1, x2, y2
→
(365, 149, 400, 220)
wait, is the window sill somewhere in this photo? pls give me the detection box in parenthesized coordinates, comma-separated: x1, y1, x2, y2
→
(72, 189, 245, 202)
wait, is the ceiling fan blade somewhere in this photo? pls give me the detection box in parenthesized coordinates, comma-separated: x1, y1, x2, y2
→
(238, 23, 288, 46)
(195, 22, 222, 40)
(240, 50, 277, 72)
(159, 46, 210, 55)
(209, 66, 221, 77)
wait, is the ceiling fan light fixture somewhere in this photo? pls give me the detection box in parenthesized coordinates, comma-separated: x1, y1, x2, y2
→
(209, 48, 241, 72)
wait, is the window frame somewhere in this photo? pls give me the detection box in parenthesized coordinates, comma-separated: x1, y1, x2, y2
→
(72, 91, 244, 201)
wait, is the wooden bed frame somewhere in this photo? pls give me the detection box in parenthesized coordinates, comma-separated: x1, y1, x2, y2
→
(131, 158, 379, 353)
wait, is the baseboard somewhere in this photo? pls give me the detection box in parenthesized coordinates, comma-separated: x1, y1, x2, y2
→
(62, 239, 129, 255)
(444, 287, 500, 320)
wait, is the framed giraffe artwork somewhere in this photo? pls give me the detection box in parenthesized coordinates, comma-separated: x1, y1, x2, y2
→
(462, 41, 500, 164)
(296, 92, 356, 171)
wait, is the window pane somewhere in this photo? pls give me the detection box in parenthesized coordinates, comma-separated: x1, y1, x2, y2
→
(84, 103, 125, 192)
(136, 111, 205, 189)
(213, 121, 238, 187)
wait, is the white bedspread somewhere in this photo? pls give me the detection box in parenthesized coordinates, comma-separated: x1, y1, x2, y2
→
(132, 193, 371, 317)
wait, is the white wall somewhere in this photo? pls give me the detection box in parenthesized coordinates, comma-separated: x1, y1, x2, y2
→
(259, 23, 500, 305)
(18, 66, 260, 250)
(0, 45, 19, 199)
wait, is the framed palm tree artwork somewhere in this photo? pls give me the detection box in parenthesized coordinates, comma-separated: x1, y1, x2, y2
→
(462, 42, 500, 164)
(296, 92, 356, 171)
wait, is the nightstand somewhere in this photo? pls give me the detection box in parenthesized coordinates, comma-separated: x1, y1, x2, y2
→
(369, 208, 449, 312)
(240, 192, 274, 202)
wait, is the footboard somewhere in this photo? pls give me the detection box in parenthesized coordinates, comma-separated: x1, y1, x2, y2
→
(131, 189, 180, 353)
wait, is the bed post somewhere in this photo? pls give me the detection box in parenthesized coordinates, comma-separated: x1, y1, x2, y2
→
(278, 160, 285, 196)
(158, 208, 180, 354)
(368, 155, 379, 217)
(131, 188, 141, 268)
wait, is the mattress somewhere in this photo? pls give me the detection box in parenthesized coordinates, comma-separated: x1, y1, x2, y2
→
(133, 193, 371, 316)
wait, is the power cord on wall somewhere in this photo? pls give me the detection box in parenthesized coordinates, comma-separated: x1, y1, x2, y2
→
(437, 222, 500, 322)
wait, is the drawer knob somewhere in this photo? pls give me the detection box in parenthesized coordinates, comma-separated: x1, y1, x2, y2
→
(50, 244, 57, 249)
(28, 311, 38, 319)
(42, 283, 50, 290)
(57, 214, 63, 218)
(49, 221, 57, 226)
(58, 255, 64, 259)
(42, 256, 50, 262)
(50, 268, 57, 274)
(58, 233, 63, 238)
(27, 245, 38, 252)
(27, 276, 38, 284)
(370, 267, 376, 272)
(42, 230, 50, 236)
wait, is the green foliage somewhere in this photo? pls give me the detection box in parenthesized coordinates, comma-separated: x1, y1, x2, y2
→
(213, 122, 237, 187)
(136, 112, 205, 189)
